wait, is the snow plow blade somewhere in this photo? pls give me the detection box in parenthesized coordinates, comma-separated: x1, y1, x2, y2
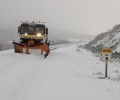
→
(12, 41, 50, 58)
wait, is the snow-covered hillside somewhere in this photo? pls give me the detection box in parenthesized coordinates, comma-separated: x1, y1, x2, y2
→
(84, 24, 120, 53)
(0, 44, 120, 100)
(0, 30, 18, 42)
(0, 30, 18, 50)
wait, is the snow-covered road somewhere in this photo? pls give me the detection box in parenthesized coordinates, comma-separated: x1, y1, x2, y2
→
(0, 44, 120, 100)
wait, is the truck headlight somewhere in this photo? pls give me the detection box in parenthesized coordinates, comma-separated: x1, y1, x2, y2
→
(25, 33, 28, 36)
(37, 33, 42, 37)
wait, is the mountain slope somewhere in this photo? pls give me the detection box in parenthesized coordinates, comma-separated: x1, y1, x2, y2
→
(84, 24, 120, 53)
(0, 44, 120, 100)
(0, 30, 18, 50)
(0, 29, 18, 42)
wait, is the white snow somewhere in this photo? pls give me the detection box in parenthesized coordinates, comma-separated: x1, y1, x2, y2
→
(0, 44, 120, 100)
(115, 44, 120, 52)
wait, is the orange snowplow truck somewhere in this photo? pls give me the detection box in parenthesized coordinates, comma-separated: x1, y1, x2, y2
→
(13, 21, 50, 58)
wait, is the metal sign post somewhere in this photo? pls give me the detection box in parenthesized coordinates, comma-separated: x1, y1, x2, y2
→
(105, 58, 108, 78)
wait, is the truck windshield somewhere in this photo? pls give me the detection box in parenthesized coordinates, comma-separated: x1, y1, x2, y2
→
(21, 26, 45, 34)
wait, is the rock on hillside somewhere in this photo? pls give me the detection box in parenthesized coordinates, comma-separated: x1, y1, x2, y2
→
(84, 24, 120, 53)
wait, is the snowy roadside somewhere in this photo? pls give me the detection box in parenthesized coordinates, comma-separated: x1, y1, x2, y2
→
(0, 44, 120, 100)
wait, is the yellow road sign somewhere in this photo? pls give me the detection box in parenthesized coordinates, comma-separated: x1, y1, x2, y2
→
(101, 48, 112, 62)
(102, 48, 112, 53)
(101, 53, 112, 62)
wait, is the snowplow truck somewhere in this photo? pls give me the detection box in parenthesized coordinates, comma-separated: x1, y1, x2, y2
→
(13, 21, 50, 58)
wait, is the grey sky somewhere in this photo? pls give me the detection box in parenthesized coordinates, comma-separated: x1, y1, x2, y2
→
(0, 0, 120, 36)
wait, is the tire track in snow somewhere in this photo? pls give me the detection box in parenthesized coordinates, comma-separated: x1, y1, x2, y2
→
(6, 62, 41, 100)
(0, 57, 25, 72)
(1, 44, 73, 100)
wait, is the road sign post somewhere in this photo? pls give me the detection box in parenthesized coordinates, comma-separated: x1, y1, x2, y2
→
(101, 48, 112, 78)
(105, 60, 108, 78)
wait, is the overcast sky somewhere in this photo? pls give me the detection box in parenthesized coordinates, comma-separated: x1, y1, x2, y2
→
(0, 0, 120, 36)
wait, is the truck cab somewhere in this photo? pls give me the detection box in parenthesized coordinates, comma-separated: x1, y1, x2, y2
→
(18, 22, 48, 43)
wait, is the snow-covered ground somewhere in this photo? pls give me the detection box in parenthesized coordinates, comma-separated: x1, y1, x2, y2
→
(0, 44, 120, 100)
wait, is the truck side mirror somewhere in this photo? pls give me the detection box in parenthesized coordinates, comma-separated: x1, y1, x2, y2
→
(18, 27, 20, 33)
(46, 28, 48, 34)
